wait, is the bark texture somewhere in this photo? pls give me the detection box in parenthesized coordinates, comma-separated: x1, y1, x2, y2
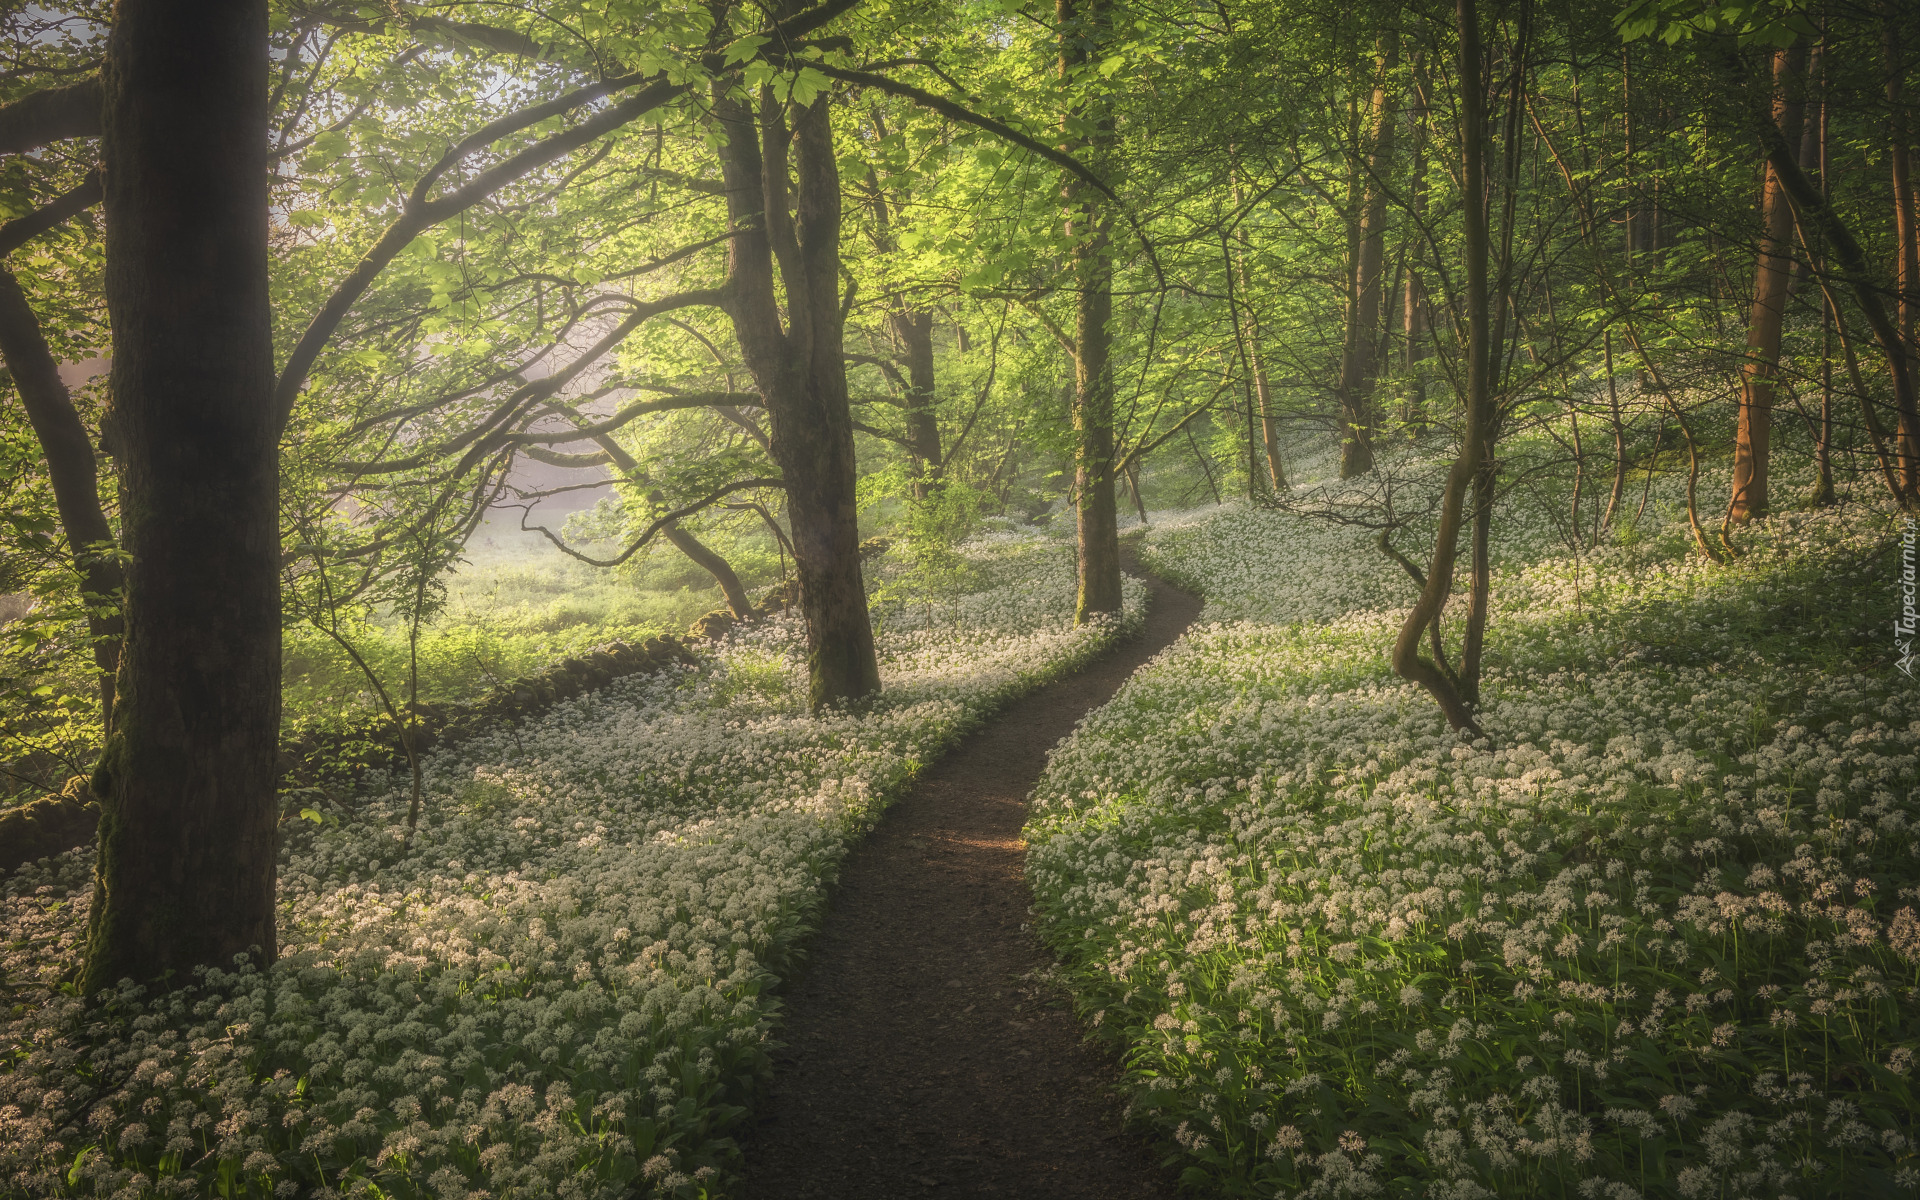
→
(84, 0, 280, 992)
(1337, 37, 1400, 479)
(1730, 45, 1807, 523)
(889, 307, 943, 492)
(1393, 0, 1491, 735)
(713, 82, 880, 710)
(1060, 0, 1122, 621)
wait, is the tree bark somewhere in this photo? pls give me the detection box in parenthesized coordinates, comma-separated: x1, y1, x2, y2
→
(1393, 0, 1491, 736)
(1730, 44, 1807, 523)
(0, 269, 123, 723)
(0, 76, 101, 155)
(889, 307, 943, 493)
(1230, 166, 1287, 488)
(1061, 0, 1122, 621)
(84, 0, 279, 992)
(1890, 4, 1919, 374)
(1403, 56, 1430, 436)
(863, 164, 944, 495)
(1742, 48, 1920, 500)
(712, 82, 880, 710)
(1338, 35, 1401, 479)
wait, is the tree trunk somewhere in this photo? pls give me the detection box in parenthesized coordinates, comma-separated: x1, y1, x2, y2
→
(1403, 59, 1429, 436)
(1061, 0, 1122, 621)
(889, 307, 942, 493)
(1602, 330, 1627, 529)
(1890, 4, 1919, 373)
(0, 270, 123, 724)
(713, 84, 879, 710)
(864, 167, 943, 495)
(84, 0, 279, 992)
(1458, 0, 1528, 706)
(1746, 48, 1920, 500)
(1338, 35, 1401, 479)
(1730, 44, 1807, 524)
(1394, 0, 1491, 736)
(1230, 166, 1287, 488)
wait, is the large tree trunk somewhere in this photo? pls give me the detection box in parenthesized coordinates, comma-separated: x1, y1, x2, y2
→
(1337, 36, 1401, 479)
(1061, 0, 1122, 621)
(83, 0, 279, 992)
(1730, 44, 1807, 524)
(0, 269, 123, 724)
(713, 84, 880, 710)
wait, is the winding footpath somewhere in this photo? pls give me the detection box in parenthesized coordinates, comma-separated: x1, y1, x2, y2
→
(740, 562, 1201, 1198)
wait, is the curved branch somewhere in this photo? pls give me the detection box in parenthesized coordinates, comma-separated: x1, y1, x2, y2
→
(517, 476, 785, 568)
(797, 62, 1165, 289)
(273, 77, 686, 428)
(503, 390, 763, 446)
(335, 287, 724, 474)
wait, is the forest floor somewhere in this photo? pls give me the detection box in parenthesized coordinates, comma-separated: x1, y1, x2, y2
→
(738, 551, 1198, 1199)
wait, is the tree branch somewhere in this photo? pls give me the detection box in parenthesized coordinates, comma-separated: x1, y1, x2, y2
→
(0, 77, 100, 155)
(516, 476, 785, 568)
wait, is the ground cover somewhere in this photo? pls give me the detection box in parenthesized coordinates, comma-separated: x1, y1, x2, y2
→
(0, 532, 1142, 1200)
(1026, 494, 1920, 1199)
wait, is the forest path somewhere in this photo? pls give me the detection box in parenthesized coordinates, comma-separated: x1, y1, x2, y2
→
(737, 553, 1200, 1199)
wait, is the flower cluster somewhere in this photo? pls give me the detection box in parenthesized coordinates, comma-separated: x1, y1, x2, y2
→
(1, 533, 1142, 1199)
(1028, 496, 1920, 1199)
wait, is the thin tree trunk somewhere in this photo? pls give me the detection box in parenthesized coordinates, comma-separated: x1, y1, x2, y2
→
(1403, 57, 1430, 436)
(1790, 38, 1824, 299)
(1394, 0, 1490, 735)
(1125, 458, 1148, 525)
(1814, 38, 1836, 507)
(1061, 0, 1122, 621)
(1890, 3, 1919, 374)
(83, 0, 280, 992)
(1602, 330, 1627, 529)
(1338, 35, 1401, 479)
(864, 165, 943, 495)
(1458, 0, 1530, 706)
(1730, 44, 1807, 524)
(1744, 50, 1920, 500)
(0, 270, 123, 724)
(1230, 163, 1287, 488)
(890, 308, 942, 493)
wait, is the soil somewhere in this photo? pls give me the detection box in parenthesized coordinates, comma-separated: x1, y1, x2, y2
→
(737, 560, 1202, 1199)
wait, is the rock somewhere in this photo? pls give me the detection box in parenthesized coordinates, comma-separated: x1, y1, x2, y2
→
(689, 609, 736, 641)
(0, 776, 100, 872)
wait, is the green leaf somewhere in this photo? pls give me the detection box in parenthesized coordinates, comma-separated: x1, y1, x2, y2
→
(723, 34, 769, 66)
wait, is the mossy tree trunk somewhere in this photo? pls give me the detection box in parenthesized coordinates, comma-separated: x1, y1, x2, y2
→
(84, 0, 280, 993)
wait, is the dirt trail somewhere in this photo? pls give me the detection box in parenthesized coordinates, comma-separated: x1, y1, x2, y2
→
(738, 562, 1200, 1198)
